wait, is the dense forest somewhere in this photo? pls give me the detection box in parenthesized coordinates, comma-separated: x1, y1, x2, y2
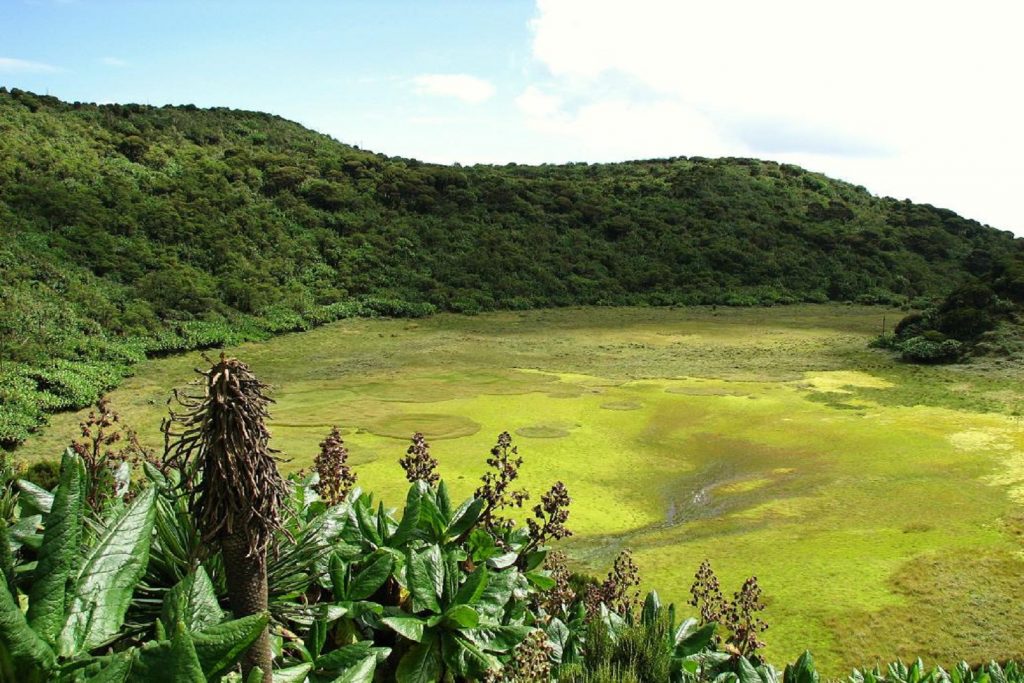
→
(879, 252, 1024, 363)
(1, 87, 1021, 446)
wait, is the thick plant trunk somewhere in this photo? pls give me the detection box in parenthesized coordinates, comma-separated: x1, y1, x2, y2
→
(222, 533, 272, 682)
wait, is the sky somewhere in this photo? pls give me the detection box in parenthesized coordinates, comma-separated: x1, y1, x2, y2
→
(2, 0, 1022, 235)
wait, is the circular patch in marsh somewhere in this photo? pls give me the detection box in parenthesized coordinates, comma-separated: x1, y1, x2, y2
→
(366, 413, 480, 440)
(600, 400, 643, 411)
(665, 386, 747, 397)
(516, 424, 573, 439)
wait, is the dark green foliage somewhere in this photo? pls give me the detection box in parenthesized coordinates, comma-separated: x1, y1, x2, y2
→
(881, 250, 1024, 363)
(1, 88, 1019, 446)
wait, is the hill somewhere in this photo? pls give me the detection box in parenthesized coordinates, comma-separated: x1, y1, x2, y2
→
(0, 87, 1020, 446)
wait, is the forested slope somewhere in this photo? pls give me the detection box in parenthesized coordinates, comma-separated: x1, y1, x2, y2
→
(0, 87, 1019, 446)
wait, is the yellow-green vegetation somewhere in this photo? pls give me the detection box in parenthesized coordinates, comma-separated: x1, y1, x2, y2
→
(18, 305, 1024, 675)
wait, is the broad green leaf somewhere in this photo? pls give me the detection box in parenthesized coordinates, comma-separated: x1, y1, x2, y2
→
(78, 651, 133, 682)
(407, 545, 442, 613)
(435, 481, 452, 520)
(28, 448, 85, 645)
(328, 552, 349, 598)
(675, 621, 716, 656)
(192, 612, 269, 679)
(545, 618, 568, 664)
(15, 479, 53, 515)
(444, 604, 480, 629)
(59, 486, 157, 657)
(272, 663, 312, 683)
(441, 632, 497, 678)
(463, 624, 531, 653)
(445, 497, 484, 540)
(389, 483, 423, 547)
(161, 566, 224, 634)
(8, 514, 43, 552)
(417, 494, 447, 540)
(331, 655, 376, 683)
(475, 568, 516, 621)
(0, 524, 14, 589)
(381, 616, 426, 643)
(453, 565, 488, 606)
(0, 571, 55, 681)
(128, 621, 205, 683)
(395, 635, 441, 683)
(316, 640, 391, 671)
(348, 551, 394, 601)
(642, 590, 661, 625)
(738, 656, 762, 683)
(783, 651, 819, 683)
(354, 498, 382, 547)
(306, 618, 328, 660)
(525, 570, 556, 591)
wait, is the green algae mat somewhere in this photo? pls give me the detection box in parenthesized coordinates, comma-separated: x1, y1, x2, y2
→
(19, 306, 1024, 674)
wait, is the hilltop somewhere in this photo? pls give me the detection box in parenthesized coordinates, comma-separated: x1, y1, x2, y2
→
(0, 87, 1019, 446)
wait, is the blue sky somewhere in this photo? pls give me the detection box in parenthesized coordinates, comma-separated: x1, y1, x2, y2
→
(2, 0, 1023, 235)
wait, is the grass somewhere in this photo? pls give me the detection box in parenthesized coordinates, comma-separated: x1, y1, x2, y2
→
(15, 304, 1024, 675)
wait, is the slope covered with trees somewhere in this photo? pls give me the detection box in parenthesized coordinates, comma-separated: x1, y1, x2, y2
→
(0, 87, 1019, 446)
(878, 250, 1024, 363)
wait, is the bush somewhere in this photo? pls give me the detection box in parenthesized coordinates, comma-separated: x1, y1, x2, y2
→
(899, 336, 963, 364)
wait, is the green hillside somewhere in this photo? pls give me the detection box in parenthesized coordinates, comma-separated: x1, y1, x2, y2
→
(0, 87, 1019, 447)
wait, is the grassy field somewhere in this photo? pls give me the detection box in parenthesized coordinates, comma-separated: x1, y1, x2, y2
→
(17, 305, 1024, 674)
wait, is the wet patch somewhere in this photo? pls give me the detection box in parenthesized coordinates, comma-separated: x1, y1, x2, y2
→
(600, 400, 643, 411)
(365, 413, 480, 440)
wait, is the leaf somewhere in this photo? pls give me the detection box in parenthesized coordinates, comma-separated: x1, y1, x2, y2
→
(128, 621, 206, 683)
(161, 566, 224, 634)
(192, 613, 270, 679)
(435, 480, 452, 521)
(443, 604, 480, 629)
(453, 565, 488, 606)
(381, 616, 426, 643)
(395, 635, 441, 683)
(0, 571, 55, 681)
(783, 651, 819, 683)
(441, 632, 498, 678)
(738, 656, 762, 683)
(545, 618, 568, 665)
(272, 663, 313, 683)
(15, 479, 53, 515)
(331, 655, 376, 683)
(389, 483, 423, 547)
(475, 568, 516, 621)
(79, 651, 134, 682)
(28, 448, 85, 646)
(524, 570, 556, 591)
(8, 514, 42, 552)
(407, 545, 442, 613)
(416, 494, 447, 540)
(348, 551, 394, 601)
(642, 590, 661, 625)
(445, 497, 484, 540)
(328, 551, 349, 598)
(463, 624, 531, 653)
(316, 641, 391, 671)
(354, 498, 382, 547)
(675, 621, 716, 657)
(305, 618, 328, 661)
(58, 485, 157, 657)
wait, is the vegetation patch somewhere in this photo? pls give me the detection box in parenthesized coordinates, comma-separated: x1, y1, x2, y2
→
(15, 305, 1024, 675)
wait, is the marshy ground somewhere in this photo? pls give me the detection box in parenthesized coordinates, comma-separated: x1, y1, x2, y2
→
(19, 305, 1024, 674)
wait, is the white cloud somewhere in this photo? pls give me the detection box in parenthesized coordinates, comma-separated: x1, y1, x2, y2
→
(100, 57, 128, 68)
(525, 0, 1024, 233)
(0, 57, 60, 73)
(413, 74, 496, 104)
